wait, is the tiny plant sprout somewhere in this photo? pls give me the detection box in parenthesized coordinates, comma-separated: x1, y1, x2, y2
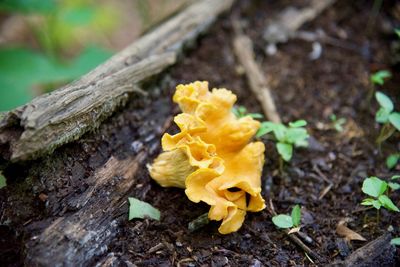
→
(370, 70, 391, 86)
(391, 237, 400, 246)
(388, 175, 400, 191)
(0, 173, 6, 189)
(256, 120, 309, 163)
(329, 114, 346, 132)
(375, 92, 400, 149)
(395, 28, 400, 38)
(272, 205, 301, 230)
(232, 105, 264, 119)
(361, 176, 399, 213)
(128, 197, 160, 221)
(386, 153, 400, 170)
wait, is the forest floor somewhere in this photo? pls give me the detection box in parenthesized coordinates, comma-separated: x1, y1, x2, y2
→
(1, 0, 400, 266)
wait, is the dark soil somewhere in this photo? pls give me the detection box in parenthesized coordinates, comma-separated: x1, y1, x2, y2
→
(1, 0, 400, 266)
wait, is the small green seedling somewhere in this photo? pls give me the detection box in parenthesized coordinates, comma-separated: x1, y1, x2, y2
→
(329, 114, 346, 132)
(375, 91, 400, 149)
(395, 28, 400, 38)
(391, 237, 400, 246)
(272, 205, 301, 230)
(128, 197, 160, 221)
(256, 120, 309, 163)
(370, 70, 392, 86)
(0, 173, 6, 189)
(388, 175, 400, 191)
(361, 176, 399, 214)
(232, 105, 263, 119)
(386, 153, 400, 170)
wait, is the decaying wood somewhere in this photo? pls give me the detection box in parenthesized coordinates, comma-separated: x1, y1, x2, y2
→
(0, 0, 234, 164)
(263, 0, 336, 44)
(233, 25, 282, 123)
(25, 153, 146, 266)
(329, 233, 396, 266)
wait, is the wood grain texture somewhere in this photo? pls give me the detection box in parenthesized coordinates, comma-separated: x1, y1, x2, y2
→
(0, 0, 234, 164)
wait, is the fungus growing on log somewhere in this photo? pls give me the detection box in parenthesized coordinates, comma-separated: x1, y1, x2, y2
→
(148, 81, 265, 234)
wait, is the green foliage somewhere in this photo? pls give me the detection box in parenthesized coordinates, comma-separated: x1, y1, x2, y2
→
(128, 197, 160, 221)
(0, 0, 117, 111)
(386, 154, 400, 169)
(291, 204, 301, 227)
(0, 0, 56, 14)
(0, 46, 112, 111)
(374, 92, 400, 151)
(388, 175, 400, 191)
(329, 114, 346, 132)
(361, 176, 399, 212)
(232, 106, 264, 119)
(395, 28, 400, 38)
(256, 120, 309, 162)
(0, 173, 6, 189)
(391, 237, 400, 246)
(370, 70, 391, 86)
(272, 205, 302, 229)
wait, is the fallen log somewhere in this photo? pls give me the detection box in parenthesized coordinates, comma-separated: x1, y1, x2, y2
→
(0, 0, 234, 164)
(0, 0, 235, 266)
(329, 234, 397, 267)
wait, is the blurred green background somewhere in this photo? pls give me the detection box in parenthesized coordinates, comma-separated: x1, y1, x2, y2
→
(0, 0, 188, 112)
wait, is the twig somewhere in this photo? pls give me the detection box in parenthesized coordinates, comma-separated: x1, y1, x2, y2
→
(232, 21, 281, 123)
(268, 199, 324, 262)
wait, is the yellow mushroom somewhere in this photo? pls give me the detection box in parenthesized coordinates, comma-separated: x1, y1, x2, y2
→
(148, 81, 266, 234)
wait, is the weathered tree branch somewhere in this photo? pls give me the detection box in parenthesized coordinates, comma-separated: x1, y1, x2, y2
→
(0, 0, 234, 164)
(233, 28, 282, 123)
(329, 234, 396, 266)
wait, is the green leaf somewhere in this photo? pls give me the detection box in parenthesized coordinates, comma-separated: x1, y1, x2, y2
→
(361, 198, 375, 206)
(0, 46, 112, 111)
(362, 177, 387, 198)
(361, 198, 381, 209)
(291, 205, 301, 227)
(128, 197, 160, 221)
(270, 123, 287, 141)
(389, 112, 400, 131)
(0, 173, 6, 189)
(289, 120, 307, 128)
(378, 195, 399, 212)
(375, 108, 390, 123)
(392, 175, 400, 180)
(0, 0, 56, 14)
(61, 6, 95, 26)
(248, 113, 264, 119)
(256, 122, 276, 138)
(388, 182, 400, 190)
(371, 71, 392, 86)
(272, 214, 293, 229)
(375, 91, 394, 112)
(391, 237, 400, 246)
(232, 107, 240, 118)
(372, 200, 382, 209)
(386, 154, 400, 169)
(277, 142, 293, 162)
(286, 128, 309, 147)
(395, 29, 400, 38)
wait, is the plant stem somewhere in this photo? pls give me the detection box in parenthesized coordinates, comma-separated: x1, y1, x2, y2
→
(279, 157, 284, 174)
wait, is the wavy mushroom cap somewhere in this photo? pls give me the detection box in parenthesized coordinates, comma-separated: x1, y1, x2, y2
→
(148, 81, 266, 234)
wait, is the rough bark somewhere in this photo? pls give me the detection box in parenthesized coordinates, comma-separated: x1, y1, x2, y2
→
(1, 0, 236, 265)
(329, 234, 396, 267)
(0, 0, 234, 164)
